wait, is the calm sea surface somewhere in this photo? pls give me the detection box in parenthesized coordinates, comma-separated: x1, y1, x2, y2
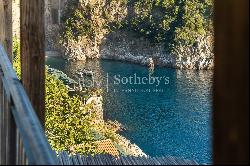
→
(46, 57, 213, 164)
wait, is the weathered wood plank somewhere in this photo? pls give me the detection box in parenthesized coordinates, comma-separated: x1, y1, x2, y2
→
(141, 156, 151, 165)
(76, 154, 84, 165)
(71, 155, 80, 165)
(187, 159, 199, 165)
(137, 156, 149, 165)
(120, 156, 128, 165)
(108, 155, 118, 165)
(2, 0, 12, 58)
(127, 156, 138, 165)
(170, 156, 183, 165)
(0, 79, 2, 165)
(57, 152, 63, 165)
(0, 46, 57, 164)
(143, 156, 154, 165)
(58, 152, 65, 165)
(120, 156, 133, 165)
(62, 151, 72, 165)
(16, 131, 21, 164)
(155, 157, 166, 165)
(162, 156, 175, 165)
(0, 1, 12, 165)
(174, 158, 188, 165)
(142, 156, 152, 165)
(0, 87, 7, 165)
(132, 156, 141, 165)
(102, 154, 113, 165)
(148, 157, 159, 165)
(6, 104, 17, 165)
(1, 69, 17, 165)
(0, 0, 5, 46)
(2, 90, 7, 164)
(80, 155, 87, 165)
(57, 151, 200, 165)
(92, 154, 103, 165)
(85, 154, 93, 165)
(69, 156, 74, 165)
(93, 154, 103, 165)
(60, 151, 68, 165)
(20, 0, 46, 127)
(152, 157, 162, 165)
(87, 154, 96, 165)
(113, 156, 123, 165)
(100, 154, 111, 165)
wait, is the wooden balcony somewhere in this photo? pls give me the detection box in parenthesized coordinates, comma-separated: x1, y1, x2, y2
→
(0, 45, 56, 164)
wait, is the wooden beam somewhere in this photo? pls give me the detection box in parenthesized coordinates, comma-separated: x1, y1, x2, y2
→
(0, 6, 4, 164)
(0, 0, 5, 45)
(0, 1, 15, 165)
(0, 45, 57, 165)
(0, 0, 12, 59)
(2, 0, 12, 58)
(20, 0, 45, 127)
(213, 0, 249, 164)
(3, 0, 14, 162)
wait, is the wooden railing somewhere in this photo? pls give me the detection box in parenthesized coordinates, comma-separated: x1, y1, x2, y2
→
(0, 45, 56, 165)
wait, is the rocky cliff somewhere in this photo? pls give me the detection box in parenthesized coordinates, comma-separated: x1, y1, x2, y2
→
(100, 30, 214, 70)
(10, 0, 214, 70)
(58, 0, 214, 70)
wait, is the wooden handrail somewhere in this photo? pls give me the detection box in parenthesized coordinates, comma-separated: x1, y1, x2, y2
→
(0, 45, 56, 165)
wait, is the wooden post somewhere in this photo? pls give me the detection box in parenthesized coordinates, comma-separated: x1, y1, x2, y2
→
(0, 0, 16, 165)
(2, 0, 14, 164)
(213, 0, 249, 164)
(2, 0, 12, 58)
(0, 1, 4, 164)
(0, 0, 5, 45)
(20, 0, 45, 127)
(0, 0, 12, 57)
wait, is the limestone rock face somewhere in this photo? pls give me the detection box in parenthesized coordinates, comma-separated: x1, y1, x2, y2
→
(45, 0, 67, 52)
(173, 35, 214, 70)
(60, 0, 128, 60)
(100, 30, 214, 70)
(43, 0, 214, 70)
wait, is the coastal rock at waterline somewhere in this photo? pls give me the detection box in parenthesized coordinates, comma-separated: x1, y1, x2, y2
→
(62, 30, 214, 70)
(101, 49, 154, 67)
(63, 42, 87, 61)
(172, 35, 214, 70)
(100, 30, 214, 70)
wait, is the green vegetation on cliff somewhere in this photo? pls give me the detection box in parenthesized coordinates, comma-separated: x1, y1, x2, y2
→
(61, 0, 213, 55)
(129, 0, 213, 49)
(61, 0, 127, 41)
(60, 0, 128, 58)
(12, 37, 124, 155)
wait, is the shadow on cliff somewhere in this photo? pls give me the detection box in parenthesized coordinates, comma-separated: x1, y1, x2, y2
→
(99, 1, 177, 68)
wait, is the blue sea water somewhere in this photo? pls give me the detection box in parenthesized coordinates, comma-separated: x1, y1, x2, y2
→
(46, 57, 213, 164)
